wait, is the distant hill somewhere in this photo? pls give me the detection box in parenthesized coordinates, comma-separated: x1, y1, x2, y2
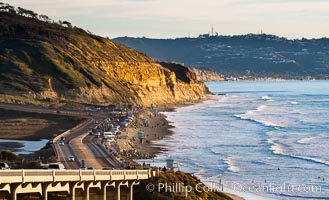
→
(0, 3, 209, 107)
(114, 35, 329, 79)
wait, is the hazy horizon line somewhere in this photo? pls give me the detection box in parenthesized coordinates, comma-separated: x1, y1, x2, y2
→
(112, 32, 329, 40)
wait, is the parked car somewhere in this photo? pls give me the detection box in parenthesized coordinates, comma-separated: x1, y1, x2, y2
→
(68, 156, 75, 161)
(59, 141, 64, 146)
(0, 162, 10, 170)
(79, 166, 87, 170)
(48, 163, 65, 170)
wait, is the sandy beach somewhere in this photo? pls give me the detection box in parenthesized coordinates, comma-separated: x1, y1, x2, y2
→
(115, 108, 174, 159)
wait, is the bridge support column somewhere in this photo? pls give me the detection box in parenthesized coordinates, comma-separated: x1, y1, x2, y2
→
(127, 181, 138, 200)
(42, 182, 51, 200)
(69, 182, 79, 200)
(9, 183, 20, 200)
(83, 182, 92, 200)
(100, 181, 110, 200)
(114, 181, 122, 200)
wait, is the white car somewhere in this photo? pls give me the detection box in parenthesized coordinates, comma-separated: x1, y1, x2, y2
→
(68, 156, 75, 161)
(48, 163, 65, 170)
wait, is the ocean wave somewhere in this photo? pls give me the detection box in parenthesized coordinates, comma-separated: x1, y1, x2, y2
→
(235, 115, 283, 128)
(268, 139, 285, 154)
(297, 136, 329, 144)
(267, 139, 329, 166)
(235, 105, 295, 128)
(261, 95, 273, 101)
(297, 137, 317, 144)
(210, 147, 222, 155)
(224, 157, 242, 172)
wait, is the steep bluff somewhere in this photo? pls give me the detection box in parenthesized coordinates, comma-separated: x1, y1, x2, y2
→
(189, 67, 224, 82)
(0, 11, 208, 107)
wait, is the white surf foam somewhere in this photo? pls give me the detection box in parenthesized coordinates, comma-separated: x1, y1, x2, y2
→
(224, 157, 242, 172)
(268, 138, 329, 166)
(236, 105, 285, 128)
(297, 137, 318, 144)
(297, 136, 329, 144)
(261, 95, 273, 101)
(267, 138, 285, 154)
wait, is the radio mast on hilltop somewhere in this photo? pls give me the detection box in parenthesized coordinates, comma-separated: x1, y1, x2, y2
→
(211, 25, 214, 36)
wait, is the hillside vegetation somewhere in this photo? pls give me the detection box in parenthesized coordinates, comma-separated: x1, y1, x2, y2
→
(0, 4, 208, 107)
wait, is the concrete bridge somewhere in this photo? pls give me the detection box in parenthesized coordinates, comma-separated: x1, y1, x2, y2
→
(0, 169, 158, 200)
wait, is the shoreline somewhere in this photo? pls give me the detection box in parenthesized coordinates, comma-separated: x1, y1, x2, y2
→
(0, 102, 245, 199)
(115, 100, 206, 159)
(115, 107, 176, 159)
(131, 102, 282, 200)
(116, 103, 245, 200)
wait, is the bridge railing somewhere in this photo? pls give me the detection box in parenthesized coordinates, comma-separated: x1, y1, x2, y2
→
(0, 169, 151, 184)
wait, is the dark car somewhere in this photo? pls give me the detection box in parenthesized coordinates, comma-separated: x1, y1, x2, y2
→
(0, 162, 10, 170)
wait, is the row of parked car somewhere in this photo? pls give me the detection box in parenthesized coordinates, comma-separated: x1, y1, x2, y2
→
(51, 113, 135, 170)
(90, 114, 134, 146)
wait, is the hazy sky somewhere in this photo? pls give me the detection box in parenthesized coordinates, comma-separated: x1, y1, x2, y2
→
(7, 0, 329, 39)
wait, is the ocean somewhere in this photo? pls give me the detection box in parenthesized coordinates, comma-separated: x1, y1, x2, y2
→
(154, 81, 329, 200)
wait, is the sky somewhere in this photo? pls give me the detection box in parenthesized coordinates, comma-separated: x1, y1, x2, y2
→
(7, 0, 329, 39)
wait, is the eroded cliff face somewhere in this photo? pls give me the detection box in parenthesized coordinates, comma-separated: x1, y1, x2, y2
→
(190, 67, 224, 82)
(0, 12, 208, 107)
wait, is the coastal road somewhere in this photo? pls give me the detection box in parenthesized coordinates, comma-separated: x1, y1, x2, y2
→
(1, 103, 120, 169)
(0, 103, 86, 117)
(54, 118, 96, 169)
(55, 117, 113, 169)
(52, 116, 122, 169)
(83, 135, 123, 169)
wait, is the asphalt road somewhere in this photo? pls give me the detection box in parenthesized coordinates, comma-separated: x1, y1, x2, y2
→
(0, 103, 121, 169)
(84, 135, 123, 169)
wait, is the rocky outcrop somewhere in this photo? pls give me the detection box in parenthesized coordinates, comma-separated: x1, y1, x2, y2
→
(190, 67, 224, 82)
(0, 11, 208, 107)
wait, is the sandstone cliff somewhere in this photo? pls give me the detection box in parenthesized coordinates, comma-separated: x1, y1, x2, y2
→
(190, 67, 224, 82)
(0, 11, 209, 107)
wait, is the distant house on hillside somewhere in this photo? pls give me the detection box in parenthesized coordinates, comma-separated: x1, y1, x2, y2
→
(198, 33, 210, 38)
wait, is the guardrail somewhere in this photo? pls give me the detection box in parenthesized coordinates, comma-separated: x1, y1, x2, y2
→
(53, 118, 92, 145)
(0, 169, 150, 184)
(52, 118, 93, 162)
